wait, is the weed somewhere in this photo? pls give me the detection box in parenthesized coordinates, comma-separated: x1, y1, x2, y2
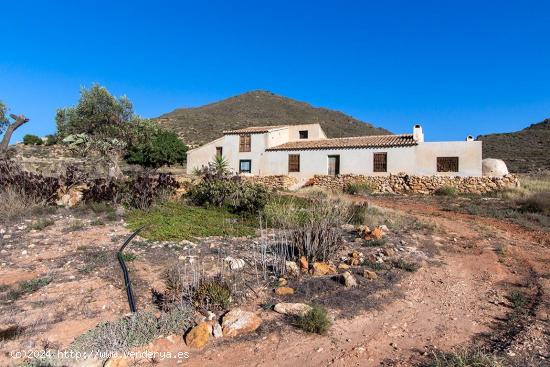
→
(393, 259, 419, 272)
(295, 304, 332, 334)
(82, 201, 115, 214)
(105, 211, 119, 222)
(506, 291, 527, 310)
(2, 277, 51, 302)
(423, 348, 504, 367)
(518, 191, 550, 215)
(122, 253, 137, 262)
(30, 218, 55, 230)
(90, 218, 105, 226)
(193, 278, 232, 311)
(126, 201, 256, 241)
(344, 181, 374, 195)
(434, 186, 458, 196)
(364, 261, 385, 271)
(67, 220, 85, 232)
(0, 187, 47, 224)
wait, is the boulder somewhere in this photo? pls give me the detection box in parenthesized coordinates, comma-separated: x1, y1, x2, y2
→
(369, 227, 384, 240)
(222, 309, 261, 337)
(185, 322, 211, 349)
(482, 158, 509, 177)
(342, 271, 358, 288)
(274, 286, 295, 296)
(212, 322, 223, 338)
(299, 256, 309, 273)
(224, 256, 245, 270)
(273, 302, 312, 317)
(312, 262, 337, 276)
(338, 263, 350, 271)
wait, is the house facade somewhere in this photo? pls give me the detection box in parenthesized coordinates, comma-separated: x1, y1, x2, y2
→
(186, 123, 482, 180)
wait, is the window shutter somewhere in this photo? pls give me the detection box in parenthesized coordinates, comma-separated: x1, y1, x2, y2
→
(239, 134, 251, 152)
(373, 153, 387, 172)
(288, 154, 300, 172)
(437, 157, 459, 172)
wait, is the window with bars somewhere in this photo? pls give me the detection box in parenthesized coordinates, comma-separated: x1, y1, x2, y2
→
(373, 152, 387, 172)
(288, 154, 300, 172)
(239, 160, 251, 173)
(437, 157, 459, 172)
(239, 134, 251, 152)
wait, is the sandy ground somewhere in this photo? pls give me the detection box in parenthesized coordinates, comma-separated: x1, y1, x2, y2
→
(0, 196, 548, 366)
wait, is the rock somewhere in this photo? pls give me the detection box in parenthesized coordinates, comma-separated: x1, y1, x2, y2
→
(274, 286, 295, 296)
(278, 278, 288, 286)
(273, 303, 312, 317)
(212, 322, 223, 338)
(342, 271, 358, 288)
(379, 225, 389, 232)
(206, 311, 216, 321)
(299, 256, 308, 273)
(224, 256, 245, 270)
(285, 261, 299, 277)
(369, 227, 384, 240)
(185, 322, 211, 349)
(382, 248, 395, 257)
(56, 184, 87, 208)
(482, 158, 509, 177)
(312, 262, 337, 276)
(363, 269, 378, 280)
(338, 263, 350, 271)
(340, 223, 355, 232)
(222, 309, 261, 337)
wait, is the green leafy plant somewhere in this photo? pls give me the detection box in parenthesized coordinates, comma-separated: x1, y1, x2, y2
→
(434, 186, 457, 196)
(125, 129, 188, 168)
(344, 181, 374, 195)
(23, 134, 43, 145)
(295, 305, 332, 334)
(192, 278, 232, 311)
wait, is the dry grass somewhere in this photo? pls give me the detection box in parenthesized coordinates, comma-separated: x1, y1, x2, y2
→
(0, 187, 46, 224)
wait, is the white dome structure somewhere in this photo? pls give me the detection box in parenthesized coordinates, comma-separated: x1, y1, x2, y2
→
(482, 158, 509, 177)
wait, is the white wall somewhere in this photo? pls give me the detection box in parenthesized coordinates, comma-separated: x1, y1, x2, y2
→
(415, 141, 482, 176)
(287, 124, 327, 141)
(186, 137, 224, 174)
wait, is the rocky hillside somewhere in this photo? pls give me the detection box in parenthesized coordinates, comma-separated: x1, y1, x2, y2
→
(155, 90, 390, 145)
(477, 118, 550, 173)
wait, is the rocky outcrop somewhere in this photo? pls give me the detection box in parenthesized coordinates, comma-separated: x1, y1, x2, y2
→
(308, 174, 519, 195)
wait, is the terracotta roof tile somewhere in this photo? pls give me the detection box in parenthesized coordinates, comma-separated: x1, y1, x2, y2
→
(223, 125, 288, 134)
(266, 134, 417, 151)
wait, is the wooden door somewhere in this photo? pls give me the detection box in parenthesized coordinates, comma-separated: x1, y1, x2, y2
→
(328, 155, 340, 176)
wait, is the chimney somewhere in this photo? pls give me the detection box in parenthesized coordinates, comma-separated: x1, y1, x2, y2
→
(413, 124, 424, 142)
(466, 135, 474, 141)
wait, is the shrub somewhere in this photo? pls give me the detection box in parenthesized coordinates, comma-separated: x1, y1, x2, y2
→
(434, 186, 457, 196)
(424, 348, 504, 367)
(70, 308, 193, 353)
(518, 191, 550, 215)
(344, 181, 374, 195)
(45, 134, 58, 146)
(30, 218, 55, 230)
(187, 178, 269, 215)
(0, 187, 46, 224)
(22, 134, 43, 145)
(192, 278, 232, 311)
(264, 192, 354, 262)
(0, 160, 60, 203)
(125, 129, 188, 168)
(392, 259, 419, 272)
(295, 305, 331, 334)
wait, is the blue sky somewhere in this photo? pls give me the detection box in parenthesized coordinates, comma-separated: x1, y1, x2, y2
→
(1, 0, 549, 142)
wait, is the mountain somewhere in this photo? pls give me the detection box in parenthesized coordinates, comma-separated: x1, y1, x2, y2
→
(155, 90, 390, 145)
(477, 119, 550, 173)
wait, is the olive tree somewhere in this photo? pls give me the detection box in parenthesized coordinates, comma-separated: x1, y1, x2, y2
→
(0, 101, 30, 156)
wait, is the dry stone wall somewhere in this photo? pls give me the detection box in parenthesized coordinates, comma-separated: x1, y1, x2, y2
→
(307, 174, 520, 195)
(242, 175, 297, 190)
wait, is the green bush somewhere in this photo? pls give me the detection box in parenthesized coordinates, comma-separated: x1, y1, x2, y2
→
(434, 186, 457, 196)
(344, 181, 374, 195)
(45, 134, 58, 146)
(187, 178, 269, 215)
(22, 134, 43, 145)
(295, 305, 332, 334)
(125, 129, 188, 168)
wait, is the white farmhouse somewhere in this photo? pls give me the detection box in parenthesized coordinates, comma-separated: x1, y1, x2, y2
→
(186, 124, 482, 180)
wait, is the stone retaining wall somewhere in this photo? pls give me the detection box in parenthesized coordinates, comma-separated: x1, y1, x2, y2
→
(307, 174, 520, 194)
(242, 175, 298, 190)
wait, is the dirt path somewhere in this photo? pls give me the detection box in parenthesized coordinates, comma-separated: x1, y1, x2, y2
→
(150, 196, 548, 367)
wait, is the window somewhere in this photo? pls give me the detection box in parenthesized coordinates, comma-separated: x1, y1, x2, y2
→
(215, 146, 223, 157)
(437, 157, 459, 172)
(239, 159, 251, 173)
(299, 130, 309, 139)
(288, 154, 300, 172)
(373, 152, 387, 172)
(239, 134, 251, 152)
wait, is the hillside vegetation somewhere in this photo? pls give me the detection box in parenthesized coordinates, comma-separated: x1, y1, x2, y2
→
(155, 90, 390, 145)
(478, 118, 550, 173)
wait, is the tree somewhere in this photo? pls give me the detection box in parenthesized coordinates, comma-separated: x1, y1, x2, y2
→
(0, 101, 30, 156)
(125, 129, 188, 168)
(23, 134, 43, 145)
